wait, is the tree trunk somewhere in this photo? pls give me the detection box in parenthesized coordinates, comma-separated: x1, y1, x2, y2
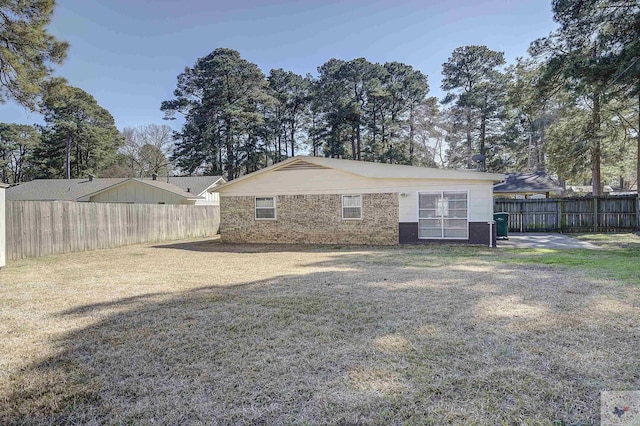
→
(1, 151, 6, 184)
(65, 128, 71, 179)
(637, 91, 640, 194)
(351, 129, 356, 160)
(479, 113, 486, 172)
(290, 124, 295, 157)
(539, 114, 546, 171)
(372, 108, 377, 161)
(356, 123, 361, 161)
(75, 138, 80, 177)
(277, 133, 281, 163)
(409, 106, 415, 164)
(311, 112, 317, 157)
(225, 121, 234, 182)
(465, 108, 472, 169)
(591, 90, 602, 196)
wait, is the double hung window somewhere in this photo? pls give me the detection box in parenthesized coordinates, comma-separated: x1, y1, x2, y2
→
(342, 195, 362, 220)
(255, 197, 276, 220)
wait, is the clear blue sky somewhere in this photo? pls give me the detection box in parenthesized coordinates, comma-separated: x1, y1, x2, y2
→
(0, 0, 558, 130)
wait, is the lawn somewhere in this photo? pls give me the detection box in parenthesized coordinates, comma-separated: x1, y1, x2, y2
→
(1, 234, 639, 424)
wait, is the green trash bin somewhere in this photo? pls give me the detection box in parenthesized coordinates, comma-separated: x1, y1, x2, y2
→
(494, 212, 509, 240)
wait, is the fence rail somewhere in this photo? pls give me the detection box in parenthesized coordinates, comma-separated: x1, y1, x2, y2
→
(494, 195, 639, 233)
(6, 201, 220, 260)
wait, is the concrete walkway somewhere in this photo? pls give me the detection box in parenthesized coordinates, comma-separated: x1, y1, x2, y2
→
(497, 233, 601, 249)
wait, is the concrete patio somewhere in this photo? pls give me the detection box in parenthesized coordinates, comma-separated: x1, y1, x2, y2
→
(497, 233, 601, 249)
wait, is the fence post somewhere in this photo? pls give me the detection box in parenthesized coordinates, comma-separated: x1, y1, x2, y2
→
(593, 196, 598, 233)
(0, 184, 6, 268)
(557, 199, 562, 232)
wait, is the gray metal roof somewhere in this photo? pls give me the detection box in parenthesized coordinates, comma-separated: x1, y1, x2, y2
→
(6, 175, 223, 201)
(494, 172, 565, 194)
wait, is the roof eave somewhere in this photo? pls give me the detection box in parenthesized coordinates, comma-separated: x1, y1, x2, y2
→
(216, 157, 505, 191)
(197, 176, 228, 196)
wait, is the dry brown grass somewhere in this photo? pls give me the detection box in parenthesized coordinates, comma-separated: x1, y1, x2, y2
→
(1, 237, 639, 424)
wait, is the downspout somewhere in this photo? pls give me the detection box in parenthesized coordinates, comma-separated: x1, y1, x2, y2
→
(489, 184, 495, 248)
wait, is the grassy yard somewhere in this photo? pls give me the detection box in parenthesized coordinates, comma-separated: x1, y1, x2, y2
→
(1, 234, 639, 424)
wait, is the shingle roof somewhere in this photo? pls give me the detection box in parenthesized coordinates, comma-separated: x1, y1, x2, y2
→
(80, 178, 203, 200)
(6, 178, 127, 201)
(5, 175, 223, 201)
(167, 176, 224, 196)
(493, 172, 565, 194)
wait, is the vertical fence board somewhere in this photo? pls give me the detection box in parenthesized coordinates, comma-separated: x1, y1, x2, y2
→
(6, 201, 220, 261)
(494, 195, 638, 233)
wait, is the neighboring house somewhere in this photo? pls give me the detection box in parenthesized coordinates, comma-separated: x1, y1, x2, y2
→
(566, 185, 615, 196)
(0, 183, 6, 268)
(6, 175, 225, 205)
(494, 172, 565, 198)
(167, 176, 226, 204)
(216, 156, 504, 246)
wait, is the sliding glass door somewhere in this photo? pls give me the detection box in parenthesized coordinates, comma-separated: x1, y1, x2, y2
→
(418, 191, 468, 239)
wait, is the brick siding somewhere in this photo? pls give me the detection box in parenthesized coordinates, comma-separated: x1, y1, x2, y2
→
(220, 193, 398, 245)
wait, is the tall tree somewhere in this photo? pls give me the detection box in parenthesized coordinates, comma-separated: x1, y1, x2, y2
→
(441, 45, 507, 171)
(121, 124, 174, 177)
(266, 69, 311, 161)
(37, 81, 123, 178)
(311, 58, 350, 159)
(0, 123, 40, 183)
(0, 0, 68, 109)
(311, 58, 431, 164)
(505, 57, 556, 172)
(531, 0, 640, 194)
(162, 48, 270, 180)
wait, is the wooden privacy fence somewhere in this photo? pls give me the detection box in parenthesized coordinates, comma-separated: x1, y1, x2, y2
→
(6, 201, 220, 260)
(494, 195, 639, 233)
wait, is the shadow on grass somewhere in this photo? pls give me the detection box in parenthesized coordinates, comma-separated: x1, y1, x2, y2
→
(150, 238, 496, 256)
(2, 248, 639, 424)
(151, 238, 378, 254)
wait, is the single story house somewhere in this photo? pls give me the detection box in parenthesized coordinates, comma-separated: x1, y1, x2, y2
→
(6, 175, 225, 205)
(0, 183, 6, 268)
(216, 156, 504, 246)
(493, 172, 565, 198)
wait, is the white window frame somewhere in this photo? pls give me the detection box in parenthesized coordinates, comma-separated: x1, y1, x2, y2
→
(417, 190, 469, 240)
(342, 194, 362, 220)
(255, 196, 276, 220)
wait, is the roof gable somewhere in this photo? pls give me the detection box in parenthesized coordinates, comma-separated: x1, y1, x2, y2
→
(216, 156, 504, 192)
(6, 178, 127, 201)
(82, 178, 203, 201)
(6, 177, 211, 202)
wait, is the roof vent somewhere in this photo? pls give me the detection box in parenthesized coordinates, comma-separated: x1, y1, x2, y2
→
(88, 174, 94, 182)
(276, 160, 329, 171)
(152, 173, 158, 181)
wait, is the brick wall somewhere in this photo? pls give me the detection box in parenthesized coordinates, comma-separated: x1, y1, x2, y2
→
(220, 193, 398, 245)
